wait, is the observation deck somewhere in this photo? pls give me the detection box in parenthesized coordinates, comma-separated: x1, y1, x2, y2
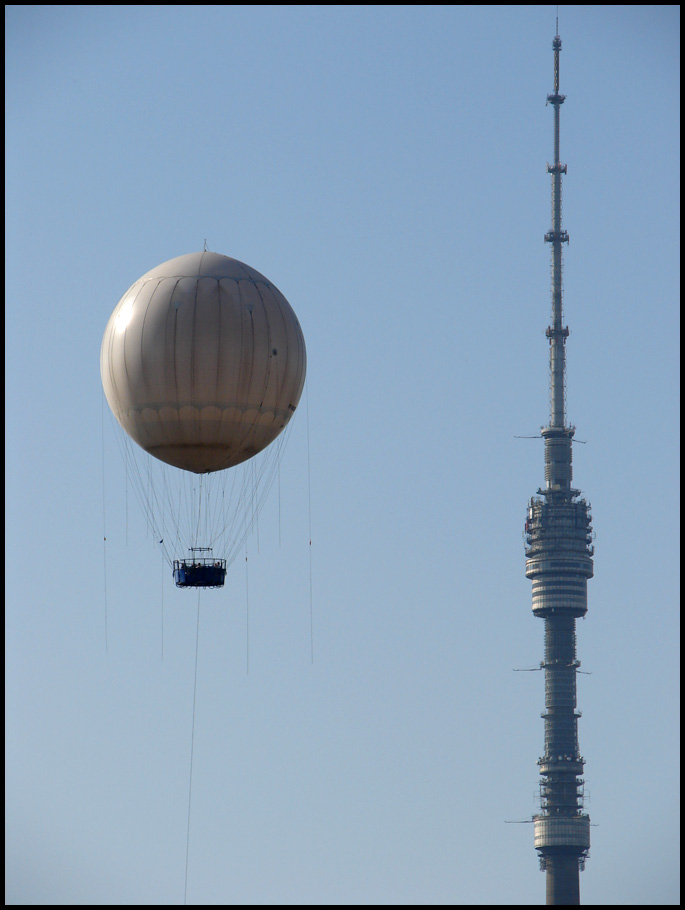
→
(524, 493, 594, 619)
(534, 815, 590, 852)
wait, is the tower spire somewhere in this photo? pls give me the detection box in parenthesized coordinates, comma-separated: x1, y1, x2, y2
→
(545, 29, 569, 436)
(523, 28, 594, 905)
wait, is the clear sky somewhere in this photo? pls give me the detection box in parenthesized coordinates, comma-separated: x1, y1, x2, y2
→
(5, 5, 680, 905)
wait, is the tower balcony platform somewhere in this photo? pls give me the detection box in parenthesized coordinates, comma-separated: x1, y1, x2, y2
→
(538, 753, 585, 776)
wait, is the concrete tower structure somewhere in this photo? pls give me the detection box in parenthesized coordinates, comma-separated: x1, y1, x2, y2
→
(524, 27, 593, 905)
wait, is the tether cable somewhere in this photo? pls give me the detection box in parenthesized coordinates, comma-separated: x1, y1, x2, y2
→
(184, 591, 201, 904)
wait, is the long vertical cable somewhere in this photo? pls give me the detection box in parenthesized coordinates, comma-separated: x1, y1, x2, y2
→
(184, 591, 201, 905)
(256, 460, 260, 553)
(160, 552, 164, 663)
(306, 383, 314, 665)
(277, 448, 282, 548)
(245, 545, 250, 675)
(161, 480, 165, 662)
(125, 435, 129, 546)
(252, 460, 260, 553)
(101, 392, 109, 654)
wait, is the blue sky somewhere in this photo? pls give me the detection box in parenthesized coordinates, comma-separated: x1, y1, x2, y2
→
(6, 5, 679, 905)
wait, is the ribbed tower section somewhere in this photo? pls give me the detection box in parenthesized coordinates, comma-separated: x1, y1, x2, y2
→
(524, 30, 593, 905)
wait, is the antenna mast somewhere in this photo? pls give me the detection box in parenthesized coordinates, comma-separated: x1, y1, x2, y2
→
(545, 25, 569, 436)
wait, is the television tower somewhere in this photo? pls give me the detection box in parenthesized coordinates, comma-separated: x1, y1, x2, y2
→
(523, 25, 593, 905)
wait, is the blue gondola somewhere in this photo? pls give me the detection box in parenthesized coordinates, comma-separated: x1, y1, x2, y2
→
(173, 548, 227, 588)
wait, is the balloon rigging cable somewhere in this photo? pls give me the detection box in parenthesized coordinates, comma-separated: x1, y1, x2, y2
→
(107, 412, 294, 572)
(101, 391, 109, 654)
(306, 382, 314, 665)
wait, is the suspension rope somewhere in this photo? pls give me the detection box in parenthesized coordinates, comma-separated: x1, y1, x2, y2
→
(160, 551, 164, 662)
(194, 474, 204, 549)
(245, 544, 250, 676)
(278, 443, 282, 548)
(184, 590, 201, 905)
(254, 460, 260, 553)
(306, 382, 314, 665)
(125, 437, 129, 547)
(108, 413, 295, 572)
(101, 392, 109, 654)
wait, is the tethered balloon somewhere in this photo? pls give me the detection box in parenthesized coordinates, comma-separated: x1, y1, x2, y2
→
(101, 251, 307, 587)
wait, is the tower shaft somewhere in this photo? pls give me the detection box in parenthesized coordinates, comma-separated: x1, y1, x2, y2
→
(524, 29, 594, 905)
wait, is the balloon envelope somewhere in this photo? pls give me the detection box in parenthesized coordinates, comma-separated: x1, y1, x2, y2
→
(101, 252, 306, 473)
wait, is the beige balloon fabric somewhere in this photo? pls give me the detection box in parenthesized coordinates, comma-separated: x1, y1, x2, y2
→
(101, 252, 306, 474)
